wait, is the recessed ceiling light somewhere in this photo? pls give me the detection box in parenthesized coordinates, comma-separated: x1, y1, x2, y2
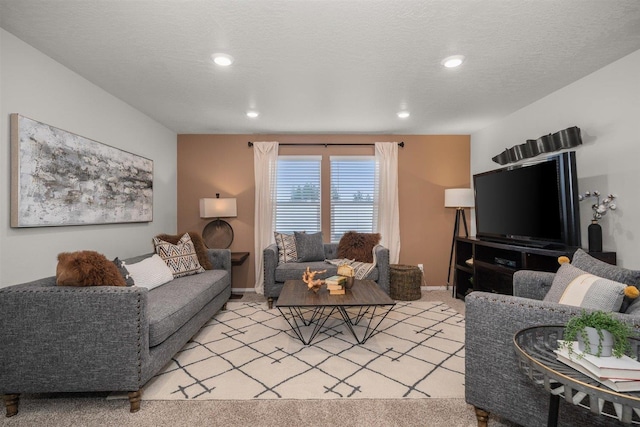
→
(212, 53, 234, 66)
(397, 111, 410, 119)
(246, 110, 259, 118)
(442, 55, 465, 68)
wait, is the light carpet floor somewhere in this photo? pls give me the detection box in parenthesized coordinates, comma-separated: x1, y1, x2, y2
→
(1, 289, 517, 427)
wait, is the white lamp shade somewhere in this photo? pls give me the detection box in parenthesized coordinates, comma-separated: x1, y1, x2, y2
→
(444, 188, 474, 208)
(200, 198, 237, 218)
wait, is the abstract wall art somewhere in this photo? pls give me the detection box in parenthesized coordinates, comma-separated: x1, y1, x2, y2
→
(10, 114, 153, 227)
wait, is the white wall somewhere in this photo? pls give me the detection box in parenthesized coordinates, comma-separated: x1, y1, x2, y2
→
(0, 29, 178, 287)
(471, 48, 640, 268)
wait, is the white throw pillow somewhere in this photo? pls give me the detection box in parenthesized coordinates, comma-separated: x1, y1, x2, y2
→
(126, 254, 174, 290)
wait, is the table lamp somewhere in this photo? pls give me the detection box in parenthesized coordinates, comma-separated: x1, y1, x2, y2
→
(199, 194, 237, 249)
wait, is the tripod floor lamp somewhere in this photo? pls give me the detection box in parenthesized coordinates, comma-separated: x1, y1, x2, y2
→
(445, 188, 474, 297)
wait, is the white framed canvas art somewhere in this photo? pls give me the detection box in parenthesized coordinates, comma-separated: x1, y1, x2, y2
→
(10, 114, 153, 227)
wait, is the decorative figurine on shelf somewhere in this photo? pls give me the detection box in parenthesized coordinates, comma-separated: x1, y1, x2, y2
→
(302, 267, 327, 293)
(579, 191, 618, 252)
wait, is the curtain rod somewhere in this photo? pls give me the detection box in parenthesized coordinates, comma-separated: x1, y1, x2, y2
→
(248, 141, 404, 148)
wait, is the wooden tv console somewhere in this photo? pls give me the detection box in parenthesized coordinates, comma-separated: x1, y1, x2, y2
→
(453, 237, 616, 300)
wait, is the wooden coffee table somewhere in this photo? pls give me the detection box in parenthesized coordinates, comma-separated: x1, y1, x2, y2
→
(275, 279, 395, 345)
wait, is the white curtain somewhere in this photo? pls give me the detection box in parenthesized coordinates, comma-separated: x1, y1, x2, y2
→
(375, 142, 400, 264)
(253, 141, 279, 294)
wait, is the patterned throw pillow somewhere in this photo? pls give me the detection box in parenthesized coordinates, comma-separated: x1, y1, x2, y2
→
(274, 232, 298, 263)
(154, 232, 213, 270)
(153, 233, 205, 278)
(544, 263, 626, 311)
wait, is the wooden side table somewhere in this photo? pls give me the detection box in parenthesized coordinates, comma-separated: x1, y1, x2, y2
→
(231, 252, 249, 266)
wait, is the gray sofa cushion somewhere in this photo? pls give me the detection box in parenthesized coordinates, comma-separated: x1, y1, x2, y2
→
(274, 262, 379, 283)
(147, 270, 228, 347)
(275, 262, 337, 282)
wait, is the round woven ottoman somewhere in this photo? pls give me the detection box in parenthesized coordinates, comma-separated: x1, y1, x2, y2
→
(390, 264, 422, 301)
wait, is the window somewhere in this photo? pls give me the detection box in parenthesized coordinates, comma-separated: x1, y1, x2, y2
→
(330, 156, 377, 242)
(274, 156, 321, 233)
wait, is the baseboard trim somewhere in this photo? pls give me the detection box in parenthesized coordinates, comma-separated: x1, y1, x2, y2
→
(422, 286, 449, 291)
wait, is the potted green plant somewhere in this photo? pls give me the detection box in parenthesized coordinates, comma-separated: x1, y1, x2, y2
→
(562, 310, 633, 358)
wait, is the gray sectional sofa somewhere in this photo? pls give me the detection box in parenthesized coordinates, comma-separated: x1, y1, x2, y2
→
(0, 249, 231, 416)
(263, 242, 390, 309)
(465, 254, 640, 427)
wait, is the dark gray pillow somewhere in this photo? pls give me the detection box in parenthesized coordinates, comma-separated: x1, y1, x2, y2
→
(572, 249, 640, 287)
(113, 257, 135, 286)
(294, 231, 325, 262)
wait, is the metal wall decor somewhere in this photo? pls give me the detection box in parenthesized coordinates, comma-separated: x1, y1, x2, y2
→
(492, 126, 582, 165)
(10, 114, 153, 227)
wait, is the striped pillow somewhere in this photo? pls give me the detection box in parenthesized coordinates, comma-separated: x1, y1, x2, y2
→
(544, 263, 626, 311)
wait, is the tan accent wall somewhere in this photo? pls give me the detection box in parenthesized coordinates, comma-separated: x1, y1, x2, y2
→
(177, 134, 470, 292)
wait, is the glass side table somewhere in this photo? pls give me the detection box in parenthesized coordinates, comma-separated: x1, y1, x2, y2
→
(513, 326, 640, 426)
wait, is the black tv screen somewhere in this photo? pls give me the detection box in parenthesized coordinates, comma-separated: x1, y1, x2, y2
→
(473, 152, 581, 248)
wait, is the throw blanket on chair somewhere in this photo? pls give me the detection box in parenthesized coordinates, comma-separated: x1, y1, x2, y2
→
(325, 244, 380, 280)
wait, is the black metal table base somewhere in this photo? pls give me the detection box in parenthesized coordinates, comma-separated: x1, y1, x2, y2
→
(549, 394, 560, 427)
(277, 304, 394, 345)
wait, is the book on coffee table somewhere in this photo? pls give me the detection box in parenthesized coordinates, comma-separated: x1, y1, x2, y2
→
(555, 340, 640, 382)
(555, 351, 640, 392)
(325, 275, 347, 286)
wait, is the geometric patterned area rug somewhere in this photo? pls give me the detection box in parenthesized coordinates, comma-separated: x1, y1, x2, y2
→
(140, 301, 465, 401)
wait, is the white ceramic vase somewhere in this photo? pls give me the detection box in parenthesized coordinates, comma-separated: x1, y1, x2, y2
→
(577, 326, 614, 357)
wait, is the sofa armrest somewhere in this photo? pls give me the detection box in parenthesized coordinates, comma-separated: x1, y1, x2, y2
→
(263, 244, 279, 297)
(513, 270, 556, 300)
(0, 279, 149, 394)
(375, 245, 390, 294)
(207, 248, 231, 273)
(465, 291, 640, 426)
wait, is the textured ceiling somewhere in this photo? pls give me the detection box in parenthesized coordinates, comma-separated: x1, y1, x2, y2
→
(2, 1, 640, 135)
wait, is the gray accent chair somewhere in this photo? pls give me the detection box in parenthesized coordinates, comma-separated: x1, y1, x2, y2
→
(0, 249, 231, 416)
(465, 268, 640, 427)
(263, 243, 390, 309)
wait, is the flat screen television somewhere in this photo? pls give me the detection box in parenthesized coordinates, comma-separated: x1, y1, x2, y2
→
(473, 151, 581, 248)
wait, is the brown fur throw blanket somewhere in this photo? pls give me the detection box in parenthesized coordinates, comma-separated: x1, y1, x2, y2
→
(56, 251, 126, 287)
(153, 231, 213, 270)
(337, 231, 381, 263)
